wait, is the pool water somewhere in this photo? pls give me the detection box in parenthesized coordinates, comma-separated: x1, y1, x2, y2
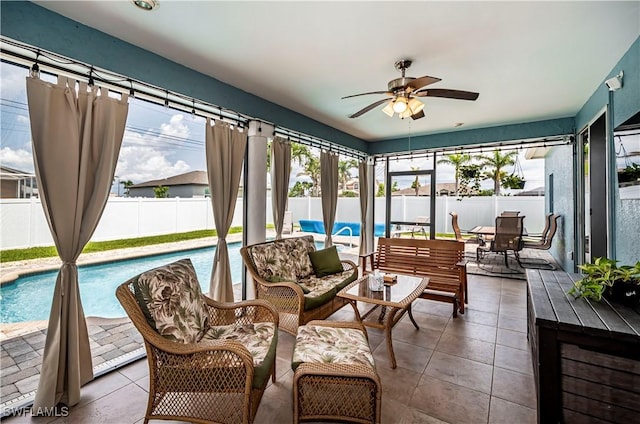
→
(0, 244, 240, 323)
(0, 240, 332, 323)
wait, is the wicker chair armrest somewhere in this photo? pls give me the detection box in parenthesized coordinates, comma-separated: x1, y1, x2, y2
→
(253, 280, 305, 314)
(340, 259, 358, 272)
(202, 297, 279, 326)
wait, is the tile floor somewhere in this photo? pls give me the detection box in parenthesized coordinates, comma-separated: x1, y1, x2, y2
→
(2, 273, 537, 424)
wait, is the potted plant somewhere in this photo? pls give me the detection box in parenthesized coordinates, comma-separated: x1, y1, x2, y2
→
(501, 174, 526, 190)
(618, 162, 640, 184)
(568, 257, 640, 307)
(457, 164, 483, 199)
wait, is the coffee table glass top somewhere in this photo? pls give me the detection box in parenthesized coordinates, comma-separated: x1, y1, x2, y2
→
(338, 274, 427, 307)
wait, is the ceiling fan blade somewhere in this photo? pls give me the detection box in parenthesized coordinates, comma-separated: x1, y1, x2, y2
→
(348, 98, 392, 118)
(411, 110, 426, 120)
(406, 75, 442, 91)
(415, 88, 479, 101)
(342, 91, 392, 99)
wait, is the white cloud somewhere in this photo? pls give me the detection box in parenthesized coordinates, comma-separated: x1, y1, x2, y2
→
(0, 147, 34, 172)
(160, 114, 190, 139)
(115, 145, 190, 182)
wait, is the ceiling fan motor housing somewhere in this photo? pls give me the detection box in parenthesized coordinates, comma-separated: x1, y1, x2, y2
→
(388, 77, 415, 92)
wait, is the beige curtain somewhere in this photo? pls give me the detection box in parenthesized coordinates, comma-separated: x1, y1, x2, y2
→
(26, 76, 128, 408)
(358, 160, 372, 255)
(270, 137, 291, 239)
(205, 118, 247, 301)
(320, 151, 339, 247)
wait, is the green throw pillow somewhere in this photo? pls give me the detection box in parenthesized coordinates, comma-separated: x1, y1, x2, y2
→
(309, 246, 343, 277)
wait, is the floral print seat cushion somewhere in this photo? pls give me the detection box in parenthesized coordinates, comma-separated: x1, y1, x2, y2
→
(292, 324, 375, 371)
(131, 258, 210, 344)
(247, 236, 315, 281)
(201, 322, 276, 366)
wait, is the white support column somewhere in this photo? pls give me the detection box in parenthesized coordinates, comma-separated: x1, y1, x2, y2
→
(243, 120, 272, 299)
(365, 160, 375, 254)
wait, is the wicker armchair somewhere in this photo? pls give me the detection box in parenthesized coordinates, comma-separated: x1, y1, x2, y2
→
(116, 258, 279, 424)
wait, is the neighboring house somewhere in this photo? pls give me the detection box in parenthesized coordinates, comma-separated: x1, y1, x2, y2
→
(128, 170, 209, 198)
(0, 166, 37, 198)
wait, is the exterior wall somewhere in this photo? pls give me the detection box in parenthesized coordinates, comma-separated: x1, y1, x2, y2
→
(0, 180, 17, 198)
(2, 196, 544, 250)
(615, 198, 640, 264)
(545, 145, 575, 271)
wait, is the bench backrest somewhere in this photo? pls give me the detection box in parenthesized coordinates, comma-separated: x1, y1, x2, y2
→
(375, 237, 465, 285)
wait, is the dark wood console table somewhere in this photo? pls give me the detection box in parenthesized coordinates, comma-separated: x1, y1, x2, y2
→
(526, 269, 640, 423)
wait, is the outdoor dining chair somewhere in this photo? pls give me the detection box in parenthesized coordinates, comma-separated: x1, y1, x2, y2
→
(520, 214, 561, 269)
(450, 212, 483, 244)
(476, 215, 525, 267)
(500, 210, 520, 217)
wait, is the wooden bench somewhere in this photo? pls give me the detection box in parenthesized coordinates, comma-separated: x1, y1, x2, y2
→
(360, 238, 467, 317)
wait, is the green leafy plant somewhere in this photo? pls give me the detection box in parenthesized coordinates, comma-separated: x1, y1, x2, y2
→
(457, 164, 483, 200)
(568, 257, 640, 304)
(618, 162, 640, 183)
(500, 174, 526, 190)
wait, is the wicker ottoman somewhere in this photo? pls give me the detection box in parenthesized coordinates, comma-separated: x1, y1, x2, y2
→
(291, 320, 381, 424)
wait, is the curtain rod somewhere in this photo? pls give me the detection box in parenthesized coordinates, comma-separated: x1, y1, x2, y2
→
(1, 36, 369, 160)
(373, 136, 575, 163)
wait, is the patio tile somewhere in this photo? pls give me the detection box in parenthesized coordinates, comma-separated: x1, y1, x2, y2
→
(15, 374, 39, 394)
(117, 359, 148, 382)
(496, 327, 530, 350)
(391, 319, 442, 350)
(413, 299, 457, 318)
(411, 311, 450, 332)
(435, 333, 496, 365)
(491, 367, 537, 409)
(373, 340, 433, 373)
(443, 319, 497, 344)
(497, 315, 527, 333)
(376, 364, 422, 404)
(410, 375, 490, 424)
(424, 351, 494, 394)
(494, 345, 533, 375)
(466, 298, 500, 314)
(489, 396, 537, 424)
(498, 303, 526, 318)
(2, 367, 38, 385)
(456, 309, 498, 327)
(382, 396, 449, 424)
(48, 382, 148, 424)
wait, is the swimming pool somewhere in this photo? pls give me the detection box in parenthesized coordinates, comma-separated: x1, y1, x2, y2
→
(0, 244, 239, 323)
(0, 240, 332, 323)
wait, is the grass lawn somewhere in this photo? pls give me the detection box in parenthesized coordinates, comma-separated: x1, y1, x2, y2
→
(0, 227, 244, 263)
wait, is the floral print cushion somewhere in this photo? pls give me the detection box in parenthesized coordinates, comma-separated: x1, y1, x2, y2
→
(201, 322, 276, 366)
(300, 270, 352, 298)
(133, 258, 209, 344)
(248, 236, 315, 281)
(292, 324, 375, 371)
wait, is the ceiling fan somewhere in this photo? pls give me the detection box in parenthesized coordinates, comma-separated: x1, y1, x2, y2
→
(343, 59, 479, 120)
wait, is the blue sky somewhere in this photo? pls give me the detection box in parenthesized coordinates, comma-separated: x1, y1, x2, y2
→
(1, 60, 545, 192)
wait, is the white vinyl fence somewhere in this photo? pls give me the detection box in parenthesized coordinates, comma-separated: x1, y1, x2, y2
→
(1, 196, 545, 249)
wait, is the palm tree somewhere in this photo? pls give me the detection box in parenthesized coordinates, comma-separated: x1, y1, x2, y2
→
(121, 179, 133, 196)
(410, 166, 421, 196)
(297, 155, 321, 196)
(437, 153, 471, 195)
(477, 150, 518, 196)
(338, 159, 358, 191)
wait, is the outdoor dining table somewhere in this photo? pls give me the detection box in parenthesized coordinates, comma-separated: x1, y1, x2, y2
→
(469, 225, 528, 236)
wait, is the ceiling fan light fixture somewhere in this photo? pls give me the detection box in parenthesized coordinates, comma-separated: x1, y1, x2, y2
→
(382, 102, 395, 117)
(392, 97, 408, 113)
(407, 97, 424, 114)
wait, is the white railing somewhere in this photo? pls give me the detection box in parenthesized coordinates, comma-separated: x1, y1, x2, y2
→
(1, 196, 545, 249)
